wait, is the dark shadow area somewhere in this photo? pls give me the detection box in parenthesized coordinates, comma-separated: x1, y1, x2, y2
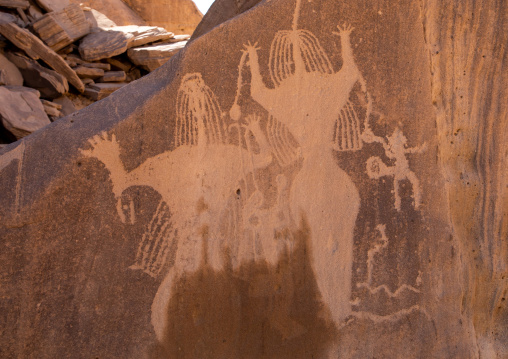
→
(151, 223, 338, 359)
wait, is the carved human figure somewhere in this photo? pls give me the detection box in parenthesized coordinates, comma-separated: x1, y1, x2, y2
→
(81, 73, 274, 341)
(243, 21, 364, 326)
(363, 127, 426, 211)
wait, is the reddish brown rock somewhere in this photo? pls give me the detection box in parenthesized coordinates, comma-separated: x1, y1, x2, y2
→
(31, 4, 91, 51)
(0, 0, 506, 358)
(0, 0, 29, 9)
(69, 0, 146, 26)
(74, 65, 104, 79)
(0, 15, 84, 92)
(97, 70, 125, 82)
(126, 40, 186, 71)
(7, 52, 69, 99)
(122, 0, 202, 34)
(0, 86, 50, 138)
(0, 51, 23, 86)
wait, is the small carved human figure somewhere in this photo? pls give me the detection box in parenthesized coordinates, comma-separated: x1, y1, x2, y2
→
(363, 127, 426, 211)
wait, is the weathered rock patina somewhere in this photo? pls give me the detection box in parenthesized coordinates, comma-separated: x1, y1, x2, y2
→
(0, 0, 506, 358)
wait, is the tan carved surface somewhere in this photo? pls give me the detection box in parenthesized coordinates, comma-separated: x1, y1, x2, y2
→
(0, 0, 505, 358)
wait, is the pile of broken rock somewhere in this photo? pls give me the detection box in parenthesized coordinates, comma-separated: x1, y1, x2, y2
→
(0, 0, 189, 145)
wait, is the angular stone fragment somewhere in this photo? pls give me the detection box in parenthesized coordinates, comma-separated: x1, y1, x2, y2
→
(40, 99, 62, 117)
(166, 34, 191, 43)
(83, 8, 116, 29)
(126, 40, 186, 71)
(32, 4, 90, 52)
(74, 65, 104, 79)
(78, 30, 128, 61)
(65, 54, 111, 70)
(78, 25, 174, 62)
(7, 52, 68, 99)
(0, 86, 50, 138)
(83, 81, 125, 100)
(81, 77, 93, 85)
(0, 51, 23, 86)
(111, 25, 174, 48)
(52, 94, 76, 116)
(0, 17, 84, 92)
(97, 70, 125, 82)
(0, 0, 29, 9)
(105, 56, 132, 72)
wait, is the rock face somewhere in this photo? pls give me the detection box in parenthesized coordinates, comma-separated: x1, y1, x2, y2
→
(122, 0, 202, 34)
(0, 0, 506, 358)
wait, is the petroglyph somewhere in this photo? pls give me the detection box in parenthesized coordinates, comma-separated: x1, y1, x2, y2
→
(350, 305, 430, 324)
(356, 224, 420, 298)
(82, 0, 428, 344)
(363, 127, 426, 211)
(129, 200, 175, 277)
(81, 72, 280, 341)
(242, 0, 367, 327)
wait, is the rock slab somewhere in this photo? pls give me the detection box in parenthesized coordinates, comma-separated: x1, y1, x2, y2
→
(0, 86, 50, 138)
(0, 0, 506, 358)
(32, 4, 91, 51)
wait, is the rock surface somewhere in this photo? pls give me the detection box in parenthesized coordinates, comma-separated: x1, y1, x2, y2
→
(7, 52, 69, 98)
(0, 0, 506, 358)
(122, 0, 202, 34)
(31, 4, 90, 51)
(70, 0, 146, 26)
(0, 51, 23, 85)
(0, 16, 84, 91)
(0, 86, 50, 138)
(126, 40, 186, 71)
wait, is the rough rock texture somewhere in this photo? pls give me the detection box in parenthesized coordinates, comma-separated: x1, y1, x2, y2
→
(0, 51, 23, 85)
(0, 0, 506, 358)
(78, 26, 174, 62)
(126, 40, 186, 71)
(7, 52, 69, 99)
(122, 0, 202, 34)
(0, 86, 50, 138)
(69, 0, 146, 26)
(191, 0, 261, 40)
(0, 15, 84, 92)
(31, 4, 90, 51)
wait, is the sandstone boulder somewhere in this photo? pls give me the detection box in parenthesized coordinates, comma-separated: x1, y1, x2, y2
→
(0, 86, 50, 139)
(0, 0, 506, 358)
